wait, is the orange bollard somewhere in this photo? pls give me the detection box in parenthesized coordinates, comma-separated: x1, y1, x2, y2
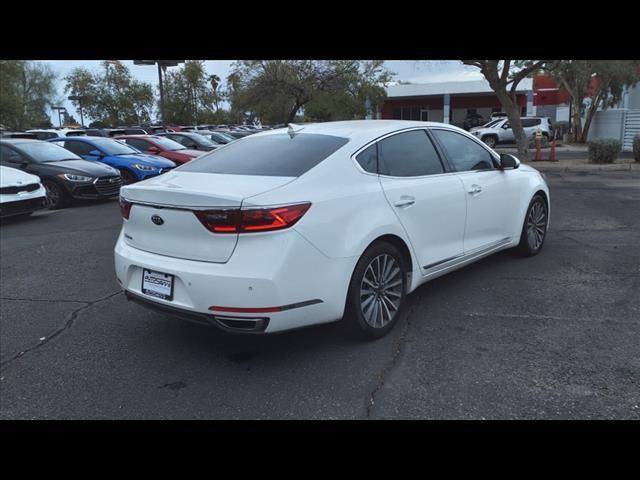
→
(549, 138, 556, 162)
(535, 138, 541, 161)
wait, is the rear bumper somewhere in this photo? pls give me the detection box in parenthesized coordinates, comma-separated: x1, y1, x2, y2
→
(114, 228, 358, 333)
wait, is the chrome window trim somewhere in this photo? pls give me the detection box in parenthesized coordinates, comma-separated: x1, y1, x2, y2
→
(349, 126, 451, 180)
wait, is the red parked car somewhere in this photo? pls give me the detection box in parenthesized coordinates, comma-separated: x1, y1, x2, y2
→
(115, 135, 203, 165)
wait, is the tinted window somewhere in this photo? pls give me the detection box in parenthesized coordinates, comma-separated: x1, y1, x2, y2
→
(355, 144, 377, 173)
(0, 145, 24, 164)
(179, 133, 348, 177)
(521, 119, 541, 127)
(124, 138, 152, 151)
(63, 140, 95, 156)
(378, 130, 443, 177)
(432, 129, 495, 172)
(33, 132, 57, 140)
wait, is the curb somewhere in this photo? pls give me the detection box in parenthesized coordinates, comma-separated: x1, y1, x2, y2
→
(524, 162, 638, 173)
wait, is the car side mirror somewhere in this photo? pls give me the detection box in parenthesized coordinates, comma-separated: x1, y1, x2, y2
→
(187, 143, 198, 149)
(89, 149, 103, 157)
(500, 153, 520, 170)
(147, 146, 160, 154)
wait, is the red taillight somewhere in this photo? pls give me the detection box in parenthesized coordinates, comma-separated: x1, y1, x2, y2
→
(120, 198, 132, 219)
(194, 203, 311, 234)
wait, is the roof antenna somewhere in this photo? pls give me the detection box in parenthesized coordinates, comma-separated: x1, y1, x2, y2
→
(287, 123, 304, 138)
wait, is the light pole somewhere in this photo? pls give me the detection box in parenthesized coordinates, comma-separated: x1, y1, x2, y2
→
(133, 60, 184, 126)
(51, 106, 66, 127)
(68, 95, 87, 127)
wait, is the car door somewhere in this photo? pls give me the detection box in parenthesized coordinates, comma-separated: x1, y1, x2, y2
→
(373, 129, 467, 272)
(431, 128, 521, 254)
(498, 119, 515, 143)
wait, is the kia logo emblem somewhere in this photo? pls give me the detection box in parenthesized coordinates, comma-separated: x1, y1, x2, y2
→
(151, 215, 164, 226)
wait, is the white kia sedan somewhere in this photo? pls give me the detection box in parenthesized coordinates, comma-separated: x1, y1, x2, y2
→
(115, 120, 550, 339)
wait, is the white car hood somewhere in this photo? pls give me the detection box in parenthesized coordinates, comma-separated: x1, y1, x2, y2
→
(0, 165, 41, 188)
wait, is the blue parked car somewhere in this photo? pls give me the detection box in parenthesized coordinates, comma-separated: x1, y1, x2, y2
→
(48, 136, 176, 184)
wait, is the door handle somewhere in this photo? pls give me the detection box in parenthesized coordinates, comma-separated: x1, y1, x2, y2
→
(394, 196, 416, 208)
(468, 184, 482, 194)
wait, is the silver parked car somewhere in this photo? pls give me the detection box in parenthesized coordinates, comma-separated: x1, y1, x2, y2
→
(471, 117, 554, 148)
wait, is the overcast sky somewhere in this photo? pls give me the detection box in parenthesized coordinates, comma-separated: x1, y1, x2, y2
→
(39, 60, 483, 125)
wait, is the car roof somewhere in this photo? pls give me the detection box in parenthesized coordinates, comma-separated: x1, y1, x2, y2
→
(252, 120, 467, 144)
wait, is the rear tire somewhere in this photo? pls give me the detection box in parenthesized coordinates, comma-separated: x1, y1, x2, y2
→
(43, 180, 68, 209)
(343, 241, 408, 340)
(517, 194, 548, 257)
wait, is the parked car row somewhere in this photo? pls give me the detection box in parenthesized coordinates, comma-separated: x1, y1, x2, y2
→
(0, 132, 211, 212)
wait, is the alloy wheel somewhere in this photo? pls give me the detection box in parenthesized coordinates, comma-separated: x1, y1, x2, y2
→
(526, 199, 547, 250)
(360, 254, 403, 328)
(44, 181, 60, 208)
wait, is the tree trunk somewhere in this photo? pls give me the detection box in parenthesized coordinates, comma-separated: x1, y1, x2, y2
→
(495, 89, 529, 161)
(580, 87, 606, 143)
(572, 97, 583, 143)
(286, 103, 301, 124)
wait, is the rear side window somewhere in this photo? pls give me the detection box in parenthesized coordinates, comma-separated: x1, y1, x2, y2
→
(521, 119, 542, 127)
(355, 144, 378, 173)
(378, 130, 444, 177)
(432, 129, 495, 172)
(179, 133, 349, 177)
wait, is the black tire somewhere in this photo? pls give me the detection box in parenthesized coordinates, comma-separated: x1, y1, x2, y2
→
(482, 135, 498, 148)
(120, 169, 137, 185)
(343, 241, 408, 340)
(43, 180, 69, 209)
(516, 194, 548, 257)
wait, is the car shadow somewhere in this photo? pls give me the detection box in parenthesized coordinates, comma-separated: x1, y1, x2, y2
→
(149, 248, 521, 365)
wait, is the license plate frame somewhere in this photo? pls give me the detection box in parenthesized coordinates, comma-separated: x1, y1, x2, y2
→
(141, 268, 174, 301)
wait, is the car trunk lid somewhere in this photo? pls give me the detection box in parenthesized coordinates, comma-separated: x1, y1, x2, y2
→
(120, 171, 294, 263)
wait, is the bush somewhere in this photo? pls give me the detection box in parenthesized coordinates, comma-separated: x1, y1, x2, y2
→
(588, 138, 622, 164)
(528, 135, 550, 149)
(633, 134, 640, 163)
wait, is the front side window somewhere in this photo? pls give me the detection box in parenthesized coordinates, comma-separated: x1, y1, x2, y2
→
(124, 138, 152, 151)
(431, 129, 495, 172)
(63, 140, 95, 156)
(378, 130, 444, 177)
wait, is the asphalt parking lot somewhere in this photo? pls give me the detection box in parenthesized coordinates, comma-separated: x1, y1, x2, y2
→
(1, 170, 639, 419)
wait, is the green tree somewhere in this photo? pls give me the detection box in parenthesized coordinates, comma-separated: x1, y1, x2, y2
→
(552, 60, 640, 143)
(0, 60, 58, 129)
(162, 61, 220, 125)
(461, 60, 559, 161)
(228, 60, 392, 124)
(65, 61, 155, 126)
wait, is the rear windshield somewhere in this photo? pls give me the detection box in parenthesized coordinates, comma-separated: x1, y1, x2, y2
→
(178, 133, 349, 177)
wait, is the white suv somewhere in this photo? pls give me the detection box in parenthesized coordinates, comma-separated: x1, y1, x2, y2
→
(471, 117, 554, 148)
